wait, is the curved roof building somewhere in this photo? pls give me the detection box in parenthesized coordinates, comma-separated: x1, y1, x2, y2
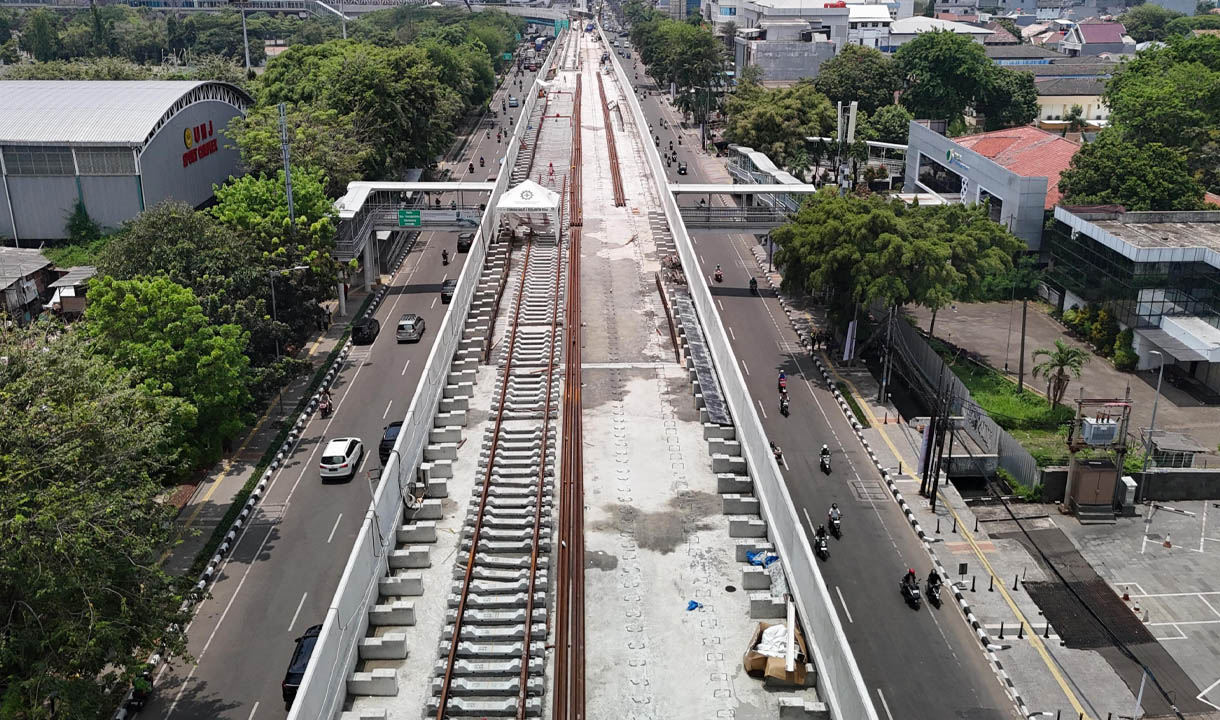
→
(0, 80, 252, 242)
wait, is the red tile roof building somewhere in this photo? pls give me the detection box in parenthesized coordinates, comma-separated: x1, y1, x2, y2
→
(954, 125, 1081, 208)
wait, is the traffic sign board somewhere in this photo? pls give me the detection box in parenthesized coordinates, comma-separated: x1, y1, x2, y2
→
(397, 209, 421, 227)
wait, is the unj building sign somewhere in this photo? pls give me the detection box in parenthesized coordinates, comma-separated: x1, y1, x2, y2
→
(182, 120, 219, 168)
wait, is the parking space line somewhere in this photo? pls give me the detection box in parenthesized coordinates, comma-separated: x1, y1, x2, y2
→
(288, 592, 307, 633)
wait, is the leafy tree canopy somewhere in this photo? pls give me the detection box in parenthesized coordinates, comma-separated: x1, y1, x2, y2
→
(724, 79, 836, 170)
(84, 276, 252, 465)
(1119, 2, 1184, 42)
(861, 103, 915, 144)
(812, 44, 902, 115)
(0, 322, 192, 719)
(1058, 131, 1206, 210)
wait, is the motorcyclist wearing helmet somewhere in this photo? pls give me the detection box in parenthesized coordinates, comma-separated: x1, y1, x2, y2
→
(828, 503, 841, 522)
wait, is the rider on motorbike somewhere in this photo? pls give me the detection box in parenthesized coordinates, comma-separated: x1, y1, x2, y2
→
(828, 503, 841, 524)
(904, 568, 918, 590)
(749, 277, 758, 293)
(927, 568, 941, 590)
(442, 248, 450, 264)
(820, 444, 831, 462)
(815, 524, 828, 541)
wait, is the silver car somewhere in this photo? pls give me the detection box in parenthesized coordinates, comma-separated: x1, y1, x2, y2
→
(396, 313, 425, 343)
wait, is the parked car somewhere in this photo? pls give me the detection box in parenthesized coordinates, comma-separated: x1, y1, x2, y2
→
(457, 232, 475, 253)
(396, 313, 425, 343)
(441, 279, 458, 304)
(319, 437, 364, 481)
(282, 624, 323, 707)
(379, 421, 403, 464)
(352, 317, 380, 344)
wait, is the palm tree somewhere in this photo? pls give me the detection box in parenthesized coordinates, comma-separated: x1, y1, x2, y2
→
(1031, 339, 1090, 406)
(720, 21, 738, 50)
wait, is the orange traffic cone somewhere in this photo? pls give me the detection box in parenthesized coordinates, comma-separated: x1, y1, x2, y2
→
(1122, 586, 1130, 602)
(1164, 533, 1173, 549)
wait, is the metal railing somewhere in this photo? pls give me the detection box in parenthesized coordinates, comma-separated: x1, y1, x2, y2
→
(678, 205, 793, 229)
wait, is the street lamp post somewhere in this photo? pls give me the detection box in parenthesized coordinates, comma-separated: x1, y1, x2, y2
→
(268, 265, 311, 360)
(1141, 350, 1164, 474)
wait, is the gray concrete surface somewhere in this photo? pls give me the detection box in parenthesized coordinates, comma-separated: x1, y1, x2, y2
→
(905, 302, 1220, 458)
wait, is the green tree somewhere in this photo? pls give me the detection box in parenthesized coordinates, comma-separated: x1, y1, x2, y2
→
(0, 321, 191, 718)
(226, 104, 373, 198)
(895, 30, 995, 124)
(0, 8, 14, 45)
(993, 17, 1024, 43)
(64, 199, 102, 244)
(724, 81, 836, 169)
(1119, 3, 1183, 42)
(1031, 339, 1091, 406)
(862, 103, 914, 144)
(812, 44, 902, 115)
(0, 38, 17, 64)
(977, 66, 1039, 131)
(1059, 130, 1206, 210)
(1062, 104, 1086, 134)
(20, 8, 61, 61)
(84, 276, 252, 464)
(1165, 12, 1220, 34)
(719, 19, 738, 49)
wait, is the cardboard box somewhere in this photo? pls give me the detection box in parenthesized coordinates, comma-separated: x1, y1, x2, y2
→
(743, 621, 809, 686)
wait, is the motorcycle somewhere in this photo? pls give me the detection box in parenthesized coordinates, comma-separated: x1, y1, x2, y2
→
(125, 671, 153, 712)
(815, 535, 830, 560)
(770, 441, 783, 463)
(713, 268, 723, 283)
(320, 398, 333, 418)
(468, 162, 475, 174)
(480, 156, 485, 167)
(442, 249, 450, 266)
(778, 375, 787, 392)
(820, 453, 831, 474)
(749, 277, 758, 295)
(779, 394, 790, 416)
(926, 578, 942, 607)
(901, 578, 922, 608)
(829, 515, 842, 538)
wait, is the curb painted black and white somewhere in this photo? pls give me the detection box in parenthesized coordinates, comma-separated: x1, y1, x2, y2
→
(112, 240, 417, 719)
(747, 245, 1034, 720)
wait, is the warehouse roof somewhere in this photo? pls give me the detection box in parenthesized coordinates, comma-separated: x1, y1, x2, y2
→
(0, 80, 252, 148)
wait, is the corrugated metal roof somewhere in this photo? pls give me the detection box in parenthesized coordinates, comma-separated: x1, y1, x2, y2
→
(0, 247, 51, 289)
(0, 81, 247, 146)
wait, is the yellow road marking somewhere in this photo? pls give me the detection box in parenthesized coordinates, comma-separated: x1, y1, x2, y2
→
(821, 351, 1092, 719)
(159, 332, 329, 567)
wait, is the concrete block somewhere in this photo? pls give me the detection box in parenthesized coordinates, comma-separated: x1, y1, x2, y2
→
(776, 696, 827, 716)
(422, 460, 452, 479)
(742, 565, 771, 590)
(749, 592, 787, 619)
(429, 426, 462, 444)
(409, 498, 443, 520)
(379, 571, 424, 597)
(712, 439, 743, 457)
(358, 633, 407, 660)
(722, 493, 760, 515)
(339, 710, 387, 720)
(389, 546, 431, 569)
(703, 423, 736, 440)
(439, 396, 469, 413)
(729, 517, 769, 539)
(369, 599, 415, 626)
(712, 454, 747, 474)
(443, 382, 475, 399)
(435, 410, 468, 427)
(424, 443, 457, 461)
(346, 668, 397, 696)
(396, 521, 437, 544)
(426, 477, 449, 498)
(717, 473, 752, 494)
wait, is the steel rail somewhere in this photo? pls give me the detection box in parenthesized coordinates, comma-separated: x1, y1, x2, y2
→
(596, 72, 626, 207)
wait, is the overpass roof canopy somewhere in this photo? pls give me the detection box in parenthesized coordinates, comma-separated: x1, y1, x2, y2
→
(336, 181, 496, 218)
(668, 183, 820, 194)
(0, 80, 252, 149)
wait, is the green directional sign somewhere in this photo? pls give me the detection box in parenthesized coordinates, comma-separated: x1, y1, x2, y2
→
(503, 52, 513, 60)
(397, 209, 421, 227)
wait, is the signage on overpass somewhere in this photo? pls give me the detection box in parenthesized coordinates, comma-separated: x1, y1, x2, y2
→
(503, 52, 512, 60)
(397, 209, 421, 227)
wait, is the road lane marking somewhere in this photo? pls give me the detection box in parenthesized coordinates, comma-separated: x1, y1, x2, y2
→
(740, 359, 749, 375)
(327, 513, 343, 544)
(802, 508, 816, 536)
(876, 689, 895, 720)
(401, 359, 411, 376)
(247, 701, 259, 720)
(431, 297, 438, 309)
(728, 326, 735, 340)
(717, 299, 723, 311)
(288, 593, 308, 633)
(383, 399, 393, 418)
(756, 400, 767, 419)
(835, 586, 854, 623)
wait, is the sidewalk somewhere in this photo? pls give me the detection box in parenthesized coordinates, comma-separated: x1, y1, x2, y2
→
(160, 289, 370, 578)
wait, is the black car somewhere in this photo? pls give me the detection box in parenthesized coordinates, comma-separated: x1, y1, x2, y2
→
(379, 421, 403, 464)
(282, 624, 322, 706)
(352, 317, 380, 344)
(441, 279, 458, 304)
(457, 232, 475, 253)
(677, 161, 688, 175)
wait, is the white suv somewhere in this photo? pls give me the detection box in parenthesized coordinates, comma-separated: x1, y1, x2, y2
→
(319, 437, 364, 481)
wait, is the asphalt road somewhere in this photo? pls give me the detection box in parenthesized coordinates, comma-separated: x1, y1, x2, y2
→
(143, 67, 535, 720)
(618, 45, 1020, 720)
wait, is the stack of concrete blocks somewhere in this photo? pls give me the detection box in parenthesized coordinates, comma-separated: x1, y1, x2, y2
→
(339, 235, 513, 717)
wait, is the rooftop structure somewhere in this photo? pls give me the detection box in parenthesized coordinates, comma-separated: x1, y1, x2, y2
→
(0, 80, 251, 241)
(953, 125, 1079, 208)
(885, 15, 994, 48)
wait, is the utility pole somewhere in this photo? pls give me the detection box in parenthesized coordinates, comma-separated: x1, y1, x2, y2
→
(278, 103, 296, 231)
(877, 304, 895, 403)
(239, 0, 251, 73)
(1017, 298, 1028, 392)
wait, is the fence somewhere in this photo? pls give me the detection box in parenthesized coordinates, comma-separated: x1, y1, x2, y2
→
(601, 26, 877, 720)
(888, 314, 1040, 488)
(285, 33, 566, 720)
